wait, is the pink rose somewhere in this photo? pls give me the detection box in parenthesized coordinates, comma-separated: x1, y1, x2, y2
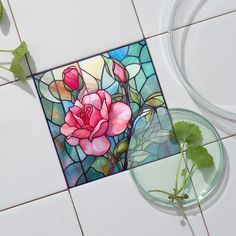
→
(62, 66, 80, 90)
(60, 90, 132, 156)
(112, 60, 127, 82)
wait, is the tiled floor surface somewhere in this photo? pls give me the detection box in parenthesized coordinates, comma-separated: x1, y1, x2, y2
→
(0, 0, 236, 235)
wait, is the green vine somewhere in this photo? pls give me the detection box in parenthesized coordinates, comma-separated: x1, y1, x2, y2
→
(148, 121, 214, 218)
(0, 1, 28, 81)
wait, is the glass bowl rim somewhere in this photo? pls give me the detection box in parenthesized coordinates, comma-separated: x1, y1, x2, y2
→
(130, 108, 225, 207)
(167, 0, 236, 121)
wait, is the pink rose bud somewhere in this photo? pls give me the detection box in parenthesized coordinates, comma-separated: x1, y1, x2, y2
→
(62, 66, 80, 90)
(112, 61, 127, 82)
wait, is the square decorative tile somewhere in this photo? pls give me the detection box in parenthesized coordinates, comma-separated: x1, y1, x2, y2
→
(8, 0, 143, 73)
(0, 0, 29, 86)
(133, 0, 236, 37)
(0, 191, 83, 236)
(0, 80, 67, 210)
(33, 40, 180, 188)
(70, 169, 209, 236)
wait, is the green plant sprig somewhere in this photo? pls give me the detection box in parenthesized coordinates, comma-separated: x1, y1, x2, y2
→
(148, 121, 214, 217)
(0, 0, 3, 20)
(0, 1, 28, 81)
(0, 41, 28, 81)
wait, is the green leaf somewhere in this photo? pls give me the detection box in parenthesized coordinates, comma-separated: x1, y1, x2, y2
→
(144, 109, 154, 122)
(12, 42, 28, 59)
(173, 121, 202, 148)
(145, 92, 164, 108)
(10, 58, 26, 81)
(111, 93, 124, 102)
(91, 156, 110, 176)
(114, 139, 129, 157)
(181, 169, 187, 177)
(0, 0, 3, 20)
(102, 55, 114, 77)
(129, 86, 142, 104)
(186, 146, 214, 169)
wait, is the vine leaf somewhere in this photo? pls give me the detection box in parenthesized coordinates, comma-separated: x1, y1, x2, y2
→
(0, 0, 3, 19)
(186, 146, 214, 169)
(173, 121, 202, 148)
(10, 58, 26, 81)
(12, 42, 28, 59)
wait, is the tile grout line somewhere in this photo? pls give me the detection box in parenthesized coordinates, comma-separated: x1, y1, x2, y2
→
(2, 2, 236, 234)
(0, 133, 233, 214)
(0, 189, 67, 213)
(130, 0, 145, 38)
(7, 0, 33, 76)
(68, 191, 85, 236)
(146, 8, 236, 40)
(5, 4, 85, 235)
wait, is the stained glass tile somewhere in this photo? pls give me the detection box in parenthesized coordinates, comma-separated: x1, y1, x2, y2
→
(33, 40, 179, 187)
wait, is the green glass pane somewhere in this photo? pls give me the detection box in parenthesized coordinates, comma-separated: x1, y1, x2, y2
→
(86, 168, 104, 182)
(65, 142, 79, 162)
(135, 70, 147, 91)
(41, 97, 53, 120)
(52, 103, 65, 125)
(141, 75, 161, 100)
(142, 62, 155, 77)
(140, 45, 151, 63)
(82, 156, 96, 173)
(127, 43, 142, 57)
(122, 56, 140, 66)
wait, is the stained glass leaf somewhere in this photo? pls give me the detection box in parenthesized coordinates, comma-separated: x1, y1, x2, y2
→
(145, 93, 164, 107)
(92, 157, 110, 176)
(129, 86, 142, 104)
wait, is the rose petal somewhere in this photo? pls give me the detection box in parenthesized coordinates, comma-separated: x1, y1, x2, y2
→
(60, 123, 78, 136)
(72, 129, 91, 139)
(74, 100, 83, 108)
(100, 101, 109, 119)
(66, 137, 79, 146)
(97, 90, 112, 109)
(89, 119, 108, 139)
(65, 111, 79, 127)
(79, 136, 110, 156)
(107, 102, 131, 136)
(82, 93, 102, 110)
(89, 106, 103, 127)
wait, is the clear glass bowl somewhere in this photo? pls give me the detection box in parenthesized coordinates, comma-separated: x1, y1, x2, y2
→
(168, 0, 236, 121)
(130, 109, 225, 207)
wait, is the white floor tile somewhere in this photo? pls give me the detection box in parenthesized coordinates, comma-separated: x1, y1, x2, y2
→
(0, 0, 29, 85)
(0, 80, 67, 210)
(133, 0, 236, 37)
(71, 171, 208, 236)
(9, 0, 143, 73)
(203, 136, 236, 236)
(0, 191, 83, 236)
(147, 32, 236, 138)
